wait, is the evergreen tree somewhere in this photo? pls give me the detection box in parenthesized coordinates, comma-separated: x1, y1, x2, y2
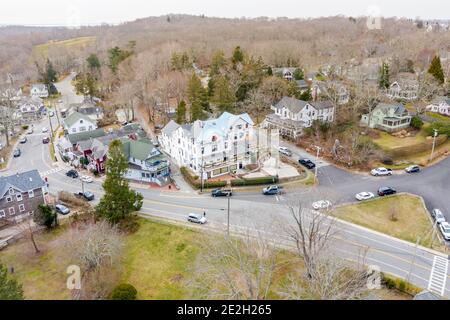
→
(187, 73, 208, 120)
(87, 54, 101, 71)
(232, 46, 244, 67)
(45, 59, 57, 84)
(211, 75, 235, 113)
(267, 66, 273, 76)
(207, 77, 215, 97)
(96, 140, 143, 224)
(33, 204, 57, 229)
(210, 50, 226, 75)
(379, 62, 390, 89)
(0, 264, 24, 300)
(293, 68, 304, 80)
(108, 46, 133, 73)
(299, 89, 312, 101)
(176, 100, 187, 124)
(428, 55, 445, 84)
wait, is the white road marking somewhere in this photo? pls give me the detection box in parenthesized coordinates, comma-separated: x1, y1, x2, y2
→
(428, 255, 449, 297)
(39, 167, 63, 177)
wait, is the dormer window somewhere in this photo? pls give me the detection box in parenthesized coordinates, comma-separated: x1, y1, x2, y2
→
(9, 188, 15, 195)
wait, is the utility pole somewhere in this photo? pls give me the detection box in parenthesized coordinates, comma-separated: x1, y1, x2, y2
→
(313, 145, 321, 185)
(48, 112, 54, 140)
(81, 179, 85, 194)
(227, 193, 231, 236)
(429, 129, 438, 163)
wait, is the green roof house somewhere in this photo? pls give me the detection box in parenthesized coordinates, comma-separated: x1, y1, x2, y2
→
(361, 103, 412, 132)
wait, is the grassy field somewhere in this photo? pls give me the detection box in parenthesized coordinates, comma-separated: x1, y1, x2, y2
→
(0, 218, 412, 300)
(373, 128, 429, 149)
(333, 194, 446, 251)
(34, 36, 96, 57)
(425, 112, 450, 124)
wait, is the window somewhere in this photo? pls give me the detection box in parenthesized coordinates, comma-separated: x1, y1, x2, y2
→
(0, 210, 5, 218)
(8, 207, 15, 216)
(9, 188, 15, 195)
(72, 128, 76, 133)
(6, 196, 12, 203)
(16, 194, 23, 202)
(19, 204, 25, 212)
(212, 145, 218, 152)
(79, 126, 86, 132)
(237, 125, 242, 130)
(28, 190, 34, 198)
(224, 142, 228, 149)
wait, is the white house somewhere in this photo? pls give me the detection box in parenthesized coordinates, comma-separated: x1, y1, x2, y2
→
(18, 97, 44, 120)
(386, 73, 419, 101)
(63, 111, 98, 134)
(311, 81, 350, 105)
(263, 96, 335, 138)
(160, 112, 256, 179)
(30, 84, 49, 99)
(426, 97, 450, 116)
(273, 67, 297, 81)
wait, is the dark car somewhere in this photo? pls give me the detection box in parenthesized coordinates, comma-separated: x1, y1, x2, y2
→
(66, 170, 79, 178)
(19, 137, 27, 144)
(378, 187, 397, 196)
(42, 136, 50, 144)
(211, 188, 233, 197)
(405, 165, 420, 174)
(13, 149, 21, 157)
(299, 159, 316, 170)
(75, 191, 95, 201)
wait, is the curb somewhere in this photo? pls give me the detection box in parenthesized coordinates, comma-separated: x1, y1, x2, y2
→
(332, 192, 449, 258)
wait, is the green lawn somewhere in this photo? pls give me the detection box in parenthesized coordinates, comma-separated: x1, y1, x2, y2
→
(373, 127, 429, 150)
(425, 112, 450, 124)
(333, 195, 446, 251)
(34, 36, 96, 57)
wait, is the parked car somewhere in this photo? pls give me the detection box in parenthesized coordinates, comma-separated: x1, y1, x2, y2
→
(80, 175, 94, 183)
(299, 159, 316, 170)
(405, 165, 420, 174)
(377, 187, 397, 196)
(42, 136, 50, 144)
(55, 204, 70, 215)
(48, 111, 54, 117)
(13, 149, 21, 157)
(431, 209, 446, 224)
(211, 188, 232, 197)
(355, 192, 375, 201)
(75, 191, 95, 201)
(278, 147, 293, 157)
(0, 143, 3, 151)
(187, 213, 207, 224)
(371, 167, 393, 176)
(312, 200, 332, 210)
(439, 222, 450, 241)
(42, 127, 48, 133)
(66, 170, 79, 178)
(19, 137, 27, 144)
(27, 128, 33, 134)
(262, 185, 282, 195)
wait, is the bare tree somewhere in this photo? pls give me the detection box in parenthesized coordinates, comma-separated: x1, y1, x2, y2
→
(190, 228, 280, 300)
(0, 85, 17, 147)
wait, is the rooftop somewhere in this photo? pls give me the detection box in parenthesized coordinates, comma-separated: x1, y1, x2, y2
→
(0, 170, 45, 197)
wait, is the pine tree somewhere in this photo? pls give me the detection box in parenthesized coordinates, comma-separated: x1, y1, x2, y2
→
(187, 73, 208, 120)
(0, 264, 24, 300)
(428, 55, 445, 84)
(267, 66, 273, 76)
(379, 62, 390, 89)
(96, 140, 143, 224)
(293, 68, 304, 80)
(211, 75, 235, 113)
(87, 54, 101, 71)
(176, 100, 187, 124)
(232, 46, 244, 67)
(210, 50, 226, 75)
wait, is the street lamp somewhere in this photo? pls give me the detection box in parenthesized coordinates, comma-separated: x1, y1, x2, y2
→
(227, 193, 231, 236)
(429, 129, 438, 163)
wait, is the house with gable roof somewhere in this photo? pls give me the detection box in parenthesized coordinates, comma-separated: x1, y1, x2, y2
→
(160, 112, 256, 179)
(263, 96, 335, 138)
(360, 103, 412, 132)
(63, 111, 98, 134)
(426, 96, 450, 117)
(0, 170, 47, 222)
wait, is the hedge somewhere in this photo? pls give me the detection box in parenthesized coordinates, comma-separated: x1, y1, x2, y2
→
(231, 176, 278, 187)
(383, 135, 448, 159)
(180, 167, 226, 189)
(381, 273, 422, 296)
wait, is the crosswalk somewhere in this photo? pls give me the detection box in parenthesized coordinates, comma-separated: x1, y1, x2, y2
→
(428, 255, 449, 297)
(39, 167, 63, 177)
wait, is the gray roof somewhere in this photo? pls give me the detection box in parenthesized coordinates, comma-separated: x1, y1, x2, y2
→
(162, 120, 181, 136)
(64, 111, 95, 128)
(296, 80, 309, 89)
(308, 100, 335, 110)
(274, 96, 308, 113)
(31, 84, 47, 92)
(432, 96, 450, 105)
(67, 128, 106, 145)
(0, 170, 45, 198)
(413, 290, 442, 300)
(375, 103, 409, 116)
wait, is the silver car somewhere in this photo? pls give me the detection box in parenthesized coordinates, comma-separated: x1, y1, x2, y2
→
(432, 209, 446, 224)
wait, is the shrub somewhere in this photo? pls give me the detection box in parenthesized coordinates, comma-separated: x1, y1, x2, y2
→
(381, 157, 394, 165)
(410, 116, 423, 129)
(426, 122, 450, 137)
(21, 125, 29, 130)
(117, 214, 140, 234)
(110, 283, 138, 300)
(180, 167, 226, 189)
(381, 273, 422, 296)
(231, 176, 278, 187)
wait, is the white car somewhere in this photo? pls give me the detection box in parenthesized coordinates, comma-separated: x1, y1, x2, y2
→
(371, 167, 393, 176)
(80, 175, 93, 183)
(27, 128, 33, 134)
(187, 213, 207, 224)
(355, 192, 375, 201)
(432, 209, 446, 224)
(278, 147, 292, 157)
(312, 200, 332, 210)
(42, 127, 48, 133)
(439, 222, 450, 241)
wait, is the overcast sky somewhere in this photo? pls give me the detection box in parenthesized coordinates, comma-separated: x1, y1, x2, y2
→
(1, 0, 448, 26)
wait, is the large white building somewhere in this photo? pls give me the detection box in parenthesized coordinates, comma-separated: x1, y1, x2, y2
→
(63, 111, 98, 134)
(160, 112, 256, 179)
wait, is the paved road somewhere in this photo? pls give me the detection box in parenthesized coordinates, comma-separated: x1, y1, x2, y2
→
(3, 75, 450, 298)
